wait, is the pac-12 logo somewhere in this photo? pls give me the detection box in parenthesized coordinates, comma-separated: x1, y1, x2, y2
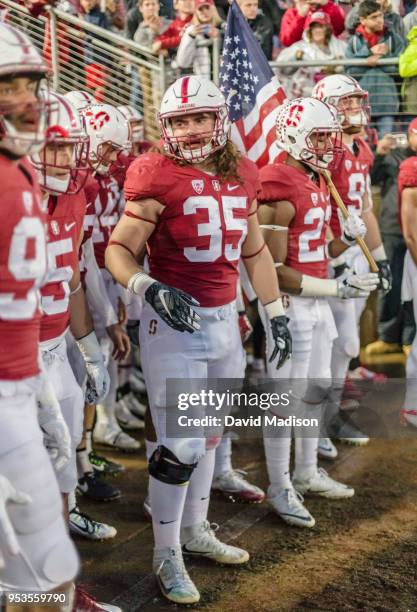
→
(286, 104, 304, 127)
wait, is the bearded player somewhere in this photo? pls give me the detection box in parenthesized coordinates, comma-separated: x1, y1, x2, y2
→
(106, 75, 292, 604)
(0, 23, 78, 606)
(312, 75, 392, 451)
(258, 98, 378, 529)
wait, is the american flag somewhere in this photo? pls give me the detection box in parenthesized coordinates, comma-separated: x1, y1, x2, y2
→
(219, 1, 286, 168)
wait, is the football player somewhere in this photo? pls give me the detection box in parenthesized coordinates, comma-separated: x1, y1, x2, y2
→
(0, 23, 78, 606)
(312, 75, 392, 449)
(397, 123, 417, 427)
(106, 75, 292, 604)
(258, 97, 378, 528)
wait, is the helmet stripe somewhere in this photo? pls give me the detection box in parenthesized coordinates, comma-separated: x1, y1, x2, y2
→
(181, 76, 190, 104)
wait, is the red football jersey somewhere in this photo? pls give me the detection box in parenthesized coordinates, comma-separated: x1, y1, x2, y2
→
(124, 152, 260, 307)
(0, 156, 47, 380)
(398, 155, 417, 231)
(89, 174, 122, 269)
(330, 138, 374, 237)
(259, 162, 331, 279)
(40, 192, 86, 343)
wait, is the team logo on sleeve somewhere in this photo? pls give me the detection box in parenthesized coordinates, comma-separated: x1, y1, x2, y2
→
(192, 179, 204, 194)
(51, 220, 60, 235)
(212, 180, 220, 191)
(311, 193, 318, 206)
(345, 160, 352, 171)
(22, 191, 33, 215)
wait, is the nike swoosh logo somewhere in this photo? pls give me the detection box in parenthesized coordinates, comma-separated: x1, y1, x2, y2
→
(158, 289, 171, 317)
(200, 495, 209, 500)
(160, 519, 177, 524)
(227, 184, 239, 191)
(182, 544, 211, 555)
(65, 222, 76, 232)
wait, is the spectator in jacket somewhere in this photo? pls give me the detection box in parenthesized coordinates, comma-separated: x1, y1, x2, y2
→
(152, 0, 194, 53)
(346, 0, 405, 39)
(176, 0, 222, 79)
(80, 0, 110, 101)
(365, 125, 417, 357)
(404, 3, 417, 34)
(237, 0, 273, 59)
(346, 0, 405, 137)
(134, 0, 171, 47)
(277, 11, 346, 97)
(279, 0, 345, 47)
(125, 0, 173, 39)
(399, 25, 417, 114)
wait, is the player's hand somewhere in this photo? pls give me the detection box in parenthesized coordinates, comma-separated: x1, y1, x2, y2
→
(239, 312, 253, 343)
(145, 282, 201, 333)
(106, 323, 131, 361)
(77, 331, 110, 403)
(376, 260, 392, 294)
(0, 474, 31, 567)
(37, 378, 72, 473)
(336, 270, 379, 299)
(269, 316, 292, 370)
(341, 214, 367, 245)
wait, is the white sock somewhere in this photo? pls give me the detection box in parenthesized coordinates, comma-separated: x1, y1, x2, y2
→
(145, 439, 158, 461)
(213, 436, 232, 478)
(150, 475, 188, 550)
(76, 448, 93, 479)
(181, 449, 215, 529)
(263, 427, 292, 492)
(294, 435, 318, 481)
(68, 490, 77, 512)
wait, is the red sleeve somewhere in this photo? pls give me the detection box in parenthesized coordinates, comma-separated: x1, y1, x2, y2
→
(258, 164, 295, 204)
(279, 9, 306, 47)
(156, 21, 181, 49)
(399, 157, 417, 196)
(124, 152, 170, 202)
(324, 2, 345, 37)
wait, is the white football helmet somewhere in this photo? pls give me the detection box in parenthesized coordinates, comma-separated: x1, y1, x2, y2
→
(312, 75, 370, 129)
(0, 23, 50, 157)
(158, 75, 230, 163)
(82, 104, 131, 174)
(275, 97, 343, 172)
(118, 105, 144, 144)
(64, 90, 96, 113)
(31, 91, 89, 194)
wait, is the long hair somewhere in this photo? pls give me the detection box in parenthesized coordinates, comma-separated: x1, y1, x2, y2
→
(193, 4, 223, 27)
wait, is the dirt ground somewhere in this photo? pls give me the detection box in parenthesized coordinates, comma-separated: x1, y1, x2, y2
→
(77, 377, 417, 612)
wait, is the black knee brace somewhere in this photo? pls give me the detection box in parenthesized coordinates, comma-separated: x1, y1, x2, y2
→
(148, 445, 197, 485)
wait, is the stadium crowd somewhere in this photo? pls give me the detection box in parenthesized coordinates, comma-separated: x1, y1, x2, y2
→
(1, 0, 417, 610)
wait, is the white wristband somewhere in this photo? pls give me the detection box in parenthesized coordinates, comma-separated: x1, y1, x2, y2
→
(263, 298, 285, 319)
(76, 331, 102, 363)
(127, 271, 156, 296)
(371, 245, 387, 261)
(300, 275, 338, 297)
(330, 254, 347, 268)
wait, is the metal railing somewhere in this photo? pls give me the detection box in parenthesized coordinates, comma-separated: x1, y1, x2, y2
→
(0, 0, 167, 140)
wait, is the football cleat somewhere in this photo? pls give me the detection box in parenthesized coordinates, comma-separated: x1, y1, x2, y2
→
(125, 392, 146, 418)
(89, 451, 125, 475)
(73, 585, 122, 611)
(129, 370, 147, 394)
(400, 409, 417, 428)
(115, 397, 144, 430)
(342, 378, 366, 401)
(294, 468, 354, 499)
(267, 486, 315, 528)
(340, 399, 360, 412)
(348, 366, 387, 383)
(327, 411, 370, 446)
(211, 469, 265, 503)
(318, 437, 338, 460)
(153, 546, 200, 605)
(181, 521, 249, 564)
(94, 421, 141, 452)
(69, 507, 117, 540)
(77, 472, 121, 502)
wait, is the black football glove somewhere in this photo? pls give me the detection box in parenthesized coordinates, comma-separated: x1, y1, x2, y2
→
(269, 315, 292, 370)
(376, 260, 392, 295)
(145, 282, 201, 333)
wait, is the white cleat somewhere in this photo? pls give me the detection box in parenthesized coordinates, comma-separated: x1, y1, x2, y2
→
(267, 486, 315, 528)
(129, 370, 147, 394)
(115, 398, 144, 430)
(69, 506, 117, 541)
(401, 408, 417, 427)
(153, 546, 200, 605)
(94, 421, 141, 452)
(328, 412, 369, 446)
(181, 520, 249, 564)
(212, 469, 265, 503)
(318, 437, 338, 460)
(294, 468, 354, 499)
(125, 392, 146, 418)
